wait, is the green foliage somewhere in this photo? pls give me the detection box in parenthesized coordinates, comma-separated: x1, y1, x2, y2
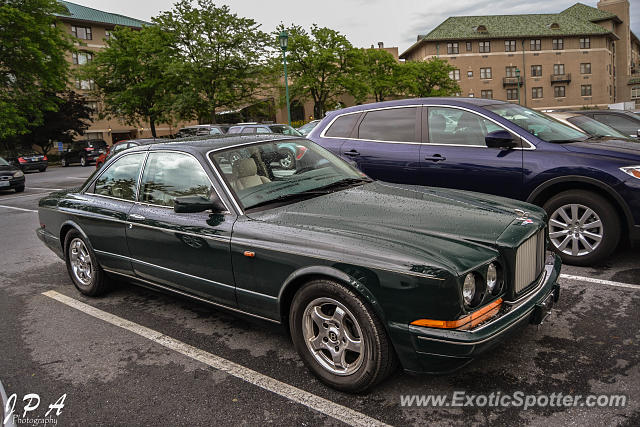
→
(397, 58, 461, 98)
(154, 0, 273, 123)
(354, 49, 402, 102)
(0, 0, 72, 140)
(86, 25, 175, 137)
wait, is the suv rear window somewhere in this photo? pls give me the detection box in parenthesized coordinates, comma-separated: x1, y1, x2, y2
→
(324, 113, 360, 137)
(87, 140, 107, 149)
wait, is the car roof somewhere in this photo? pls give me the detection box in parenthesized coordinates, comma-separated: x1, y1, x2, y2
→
(230, 123, 290, 128)
(125, 134, 302, 155)
(324, 97, 506, 117)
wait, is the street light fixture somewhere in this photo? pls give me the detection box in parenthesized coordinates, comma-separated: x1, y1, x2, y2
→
(515, 68, 521, 105)
(279, 31, 291, 126)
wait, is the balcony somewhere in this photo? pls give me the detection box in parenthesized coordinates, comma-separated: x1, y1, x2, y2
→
(551, 73, 571, 84)
(502, 76, 523, 87)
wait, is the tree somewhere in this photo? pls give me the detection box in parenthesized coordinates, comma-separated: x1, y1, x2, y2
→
(0, 0, 72, 140)
(86, 25, 175, 138)
(397, 58, 461, 98)
(154, 0, 272, 123)
(278, 24, 362, 119)
(356, 48, 401, 103)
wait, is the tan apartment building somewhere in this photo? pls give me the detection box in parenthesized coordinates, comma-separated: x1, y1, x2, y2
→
(54, 1, 186, 144)
(400, 1, 640, 109)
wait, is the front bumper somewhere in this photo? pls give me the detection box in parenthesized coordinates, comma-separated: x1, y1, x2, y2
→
(396, 252, 562, 374)
(0, 176, 25, 190)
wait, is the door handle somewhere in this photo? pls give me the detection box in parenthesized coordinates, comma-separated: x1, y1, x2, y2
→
(424, 154, 446, 162)
(343, 150, 360, 157)
(129, 213, 146, 220)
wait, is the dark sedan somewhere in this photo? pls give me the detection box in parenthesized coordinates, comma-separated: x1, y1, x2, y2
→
(2, 151, 48, 172)
(37, 135, 561, 392)
(575, 110, 640, 139)
(0, 156, 25, 192)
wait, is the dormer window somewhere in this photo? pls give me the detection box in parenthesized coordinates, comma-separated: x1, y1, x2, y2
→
(548, 22, 560, 30)
(474, 25, 488, 33)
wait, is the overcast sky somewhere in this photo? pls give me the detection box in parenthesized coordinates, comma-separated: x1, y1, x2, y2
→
(69, 0, 640, 53)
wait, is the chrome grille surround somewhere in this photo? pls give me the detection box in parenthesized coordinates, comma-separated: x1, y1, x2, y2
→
(514, 229, 546, 294)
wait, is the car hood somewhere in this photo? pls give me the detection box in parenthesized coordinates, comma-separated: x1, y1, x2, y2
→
(561, 137, 640, 161)
(246, 182, 545, 274)
(0, 164, 18, 174)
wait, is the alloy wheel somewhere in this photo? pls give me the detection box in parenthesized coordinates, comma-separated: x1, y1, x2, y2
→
(279, 152, 293, 169)
(549, 203, 603, 257)
(69, 238, 93, 286)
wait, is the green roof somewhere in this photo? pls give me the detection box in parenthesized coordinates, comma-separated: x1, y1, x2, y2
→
(54, 1, 149, 28)
(401, 3, 618, 58)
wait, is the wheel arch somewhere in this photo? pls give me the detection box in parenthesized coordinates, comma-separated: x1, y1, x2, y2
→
(59, 220, 90, 255)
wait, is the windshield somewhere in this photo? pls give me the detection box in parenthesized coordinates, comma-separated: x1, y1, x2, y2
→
(566, 115, 630, 139)
(268, 125, 303, 136)
(485, 104, 587, 142)
(209, 139, 369, 210)
(0, 157, 9, 166)
(298, 121, 319, 135)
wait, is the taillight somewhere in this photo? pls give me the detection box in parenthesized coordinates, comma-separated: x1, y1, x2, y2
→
(18, 157, 26, 163)
(295, 145, 308, 160)
(84, 147, 94, 151)
(43, 155, 48, 161)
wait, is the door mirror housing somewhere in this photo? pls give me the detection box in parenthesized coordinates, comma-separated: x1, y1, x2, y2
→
(485, 130, 519, 149)
(174, 195, 226, 213)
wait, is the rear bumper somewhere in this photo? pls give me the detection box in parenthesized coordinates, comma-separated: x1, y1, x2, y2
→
(20, 161, 48, 171)
(395, 253, 562, 374)
(36, 227, 64, 259)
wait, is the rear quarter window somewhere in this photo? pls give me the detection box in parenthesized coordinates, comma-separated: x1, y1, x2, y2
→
(324, 113, 361, 137)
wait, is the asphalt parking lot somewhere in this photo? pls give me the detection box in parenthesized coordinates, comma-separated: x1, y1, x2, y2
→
(1, 166, 639, 426)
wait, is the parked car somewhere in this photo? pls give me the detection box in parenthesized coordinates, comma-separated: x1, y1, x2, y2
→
(61, 139, 108, 167)
(95, 139, 158, 169)
(177, 124, 229, 138)
(309, 98, 640, 266)
(227, 124, 305, 169)
(545, 111, 631, 140)
(297, 120, 320, 136)
(1, 150, 48, 172)
(36, 135, 561, 392)
(0, 156, 25, 192)
(574, 110, 640, 139)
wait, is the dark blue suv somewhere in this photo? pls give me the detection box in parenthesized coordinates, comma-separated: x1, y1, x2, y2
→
(309, 98, 640, 266)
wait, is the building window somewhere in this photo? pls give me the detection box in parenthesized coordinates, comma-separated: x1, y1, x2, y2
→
(467, 70, 473, 77)
(72, 51, 93, 65)
(530, 39, 541, 51)
(447, 42, 459, 54)
(580, 63, 591, 74)
(554, 86, 566, 97)
(506, 89, 518, 100)
(580, 37, 590, 49)
(468, 93, 475, 98)
(481, 90, 493, 99)
(631, 86, 640, 99)
(581, 85, 592, 96)
(505, 66, 518, 77)
(105, 30, 113, 40)
(466, 42, 472, 51)
(552, 38, 564, 50)
(71, 25, 92, 40)
(448, 69, 461, 80)
(532, 87, 543, 99)
(505, 40, 516, 52)
(531, 65, 542, 77)
(553, 64, 565, 75)
(75, 79, 95, 91)
(480, 67, 492, 79)
(479, 41, 491, 53)
(85, 101, 99, 113)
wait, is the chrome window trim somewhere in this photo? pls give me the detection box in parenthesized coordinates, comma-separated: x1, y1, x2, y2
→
(318, 104, 537, 150)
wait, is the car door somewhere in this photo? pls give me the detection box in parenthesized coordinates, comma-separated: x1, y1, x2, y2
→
(593, 113, 640, 138)
(78, 152, 146, 275)
(420, 106, 524, 199)
(340, 106, 421, 183)
(125, 150, 237, 306)
(313, 112, 362, 156)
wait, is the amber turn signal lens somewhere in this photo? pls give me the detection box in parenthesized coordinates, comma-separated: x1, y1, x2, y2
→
(410, 298, 503, 329)
(243, 251, 255, 258)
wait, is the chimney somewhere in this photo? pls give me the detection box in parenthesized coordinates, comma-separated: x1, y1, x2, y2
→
(378, 42, 384, 48)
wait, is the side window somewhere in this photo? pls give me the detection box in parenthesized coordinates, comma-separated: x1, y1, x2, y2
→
(428, 107, 505, 146)
(240, 127, 256, 134)
(93, 153, 145, 200)
(139, 152, 214, 208)
(209, 128, 223, 135)
(358, 107, 418, 142)
(594, 114, 635, 135)
(255, 127, 270, 134)
(112, 143, 128, 154)
(324, 113, 360, 137)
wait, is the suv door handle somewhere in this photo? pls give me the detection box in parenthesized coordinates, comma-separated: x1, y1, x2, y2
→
(129, 213, 146, 220)
(424, 154, 446, 162)
(343, 150, 360, 157)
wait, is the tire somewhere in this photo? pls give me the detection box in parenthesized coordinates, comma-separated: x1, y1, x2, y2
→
(39, 167, 46, 172)
(64, 229, 109, 296)
(61, 158, 68, 167)
(278, 150, 296, 170)
(80, 156, 88, 167)
(289, 279, 397, 392)
(543, 190, 620, 266)
(15, 185, 25, 193)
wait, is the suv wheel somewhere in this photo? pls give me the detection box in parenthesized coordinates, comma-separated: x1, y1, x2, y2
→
(289, 279, 397, 392)
(279, 150, 295, 170)
(544, 190, 620, 266)
(61, 158, 68, 167)
(80, 156, 88, 167)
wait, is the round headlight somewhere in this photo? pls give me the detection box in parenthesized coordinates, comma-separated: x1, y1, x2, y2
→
(463, 273, 476, 305)
(487, 263, 498, 293)
(13, 170, 24, 178)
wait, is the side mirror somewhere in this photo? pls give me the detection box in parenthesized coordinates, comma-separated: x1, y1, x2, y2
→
(485, 130, 519, 149)
(174, 195, 226, 213)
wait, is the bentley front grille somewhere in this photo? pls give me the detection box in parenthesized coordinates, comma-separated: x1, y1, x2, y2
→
(514, 229, 546, 294)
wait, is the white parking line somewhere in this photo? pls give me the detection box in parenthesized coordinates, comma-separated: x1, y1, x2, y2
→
(560, 274, 640, 290)
(28, 187, 63, 191)
(42, 290, 390, 427)
(0, 204, 37, 213)
(0, 192, 49, 201)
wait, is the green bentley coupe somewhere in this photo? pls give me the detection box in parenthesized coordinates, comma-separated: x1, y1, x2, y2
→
(37, 135, 561, 392)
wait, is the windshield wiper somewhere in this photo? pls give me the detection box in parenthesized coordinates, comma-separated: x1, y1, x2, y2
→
(313, 177, 373, 191)
(245, 190, 331, 210)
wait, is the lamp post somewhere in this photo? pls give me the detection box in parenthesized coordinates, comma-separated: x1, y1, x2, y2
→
(515, 68, 521, 105)
(279, 31, 291, 126)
